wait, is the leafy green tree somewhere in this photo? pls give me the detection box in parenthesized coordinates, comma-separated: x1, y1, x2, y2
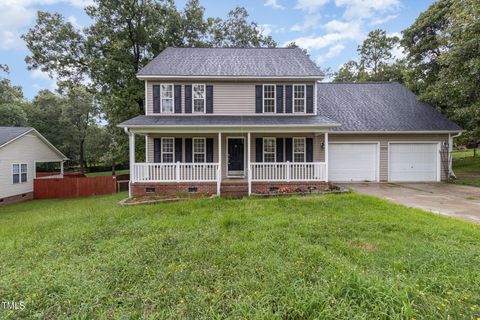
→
(0, 104, 28, 126)
(358, 29, 399, 75)
(333, 60, 362, 82)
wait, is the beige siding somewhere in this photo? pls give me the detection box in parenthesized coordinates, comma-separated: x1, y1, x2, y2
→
(329, 133, 450, 181)
(145, 80, 316, 115)
(0, 133, 63, 198)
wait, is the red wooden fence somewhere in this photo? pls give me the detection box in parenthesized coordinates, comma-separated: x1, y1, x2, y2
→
(34, 176, 117, 199)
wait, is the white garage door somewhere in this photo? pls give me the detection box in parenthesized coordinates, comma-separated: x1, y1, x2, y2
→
(329, 143, 378, 181)
(389, 143, 439, 182)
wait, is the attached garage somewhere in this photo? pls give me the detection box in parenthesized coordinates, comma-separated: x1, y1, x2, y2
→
(328, 143, 379, 182)
(388, 143, 440, 182)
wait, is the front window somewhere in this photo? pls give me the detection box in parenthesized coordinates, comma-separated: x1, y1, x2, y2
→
(263, 137, 276, 163)
(193, 84, 206, 113)
(263, 84, 275, 113)
(293, 138, 306, 162)
(193, 138, 206, 163)
(161, 137, 174, 163)
(294, 85, 306, 113)
(161, 84, 173, 113)
(12, 163, 27, 184)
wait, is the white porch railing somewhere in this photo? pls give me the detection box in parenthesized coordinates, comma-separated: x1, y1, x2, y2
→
(249, 162, 327, 182)
(132, 162, 219, 183)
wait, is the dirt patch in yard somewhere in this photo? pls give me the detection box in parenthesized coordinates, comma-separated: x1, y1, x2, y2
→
(350, 241, 382, 251)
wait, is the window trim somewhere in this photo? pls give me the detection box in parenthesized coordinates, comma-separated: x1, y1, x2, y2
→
(160, 83, 174, 113)
(192, 83, 206, 114)
(263, 137, 276, 163)
(12, 163, 27, 184)
(263, 84, 276, 113)
(293, 137, 306, 163)
(293, 84, 306, 114)
(192, 137, 206, 163)
(160, 137, 175, 163)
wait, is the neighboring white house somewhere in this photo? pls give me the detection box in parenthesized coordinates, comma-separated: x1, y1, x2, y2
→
(0, 127, 67, 205)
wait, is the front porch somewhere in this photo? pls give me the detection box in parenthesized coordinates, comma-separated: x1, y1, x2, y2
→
(126, 130, 330, 197)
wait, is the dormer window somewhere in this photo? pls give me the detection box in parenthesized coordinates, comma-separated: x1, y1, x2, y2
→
(293, 84, 306, 113)
(263, 84, 275, 113)
(161, 84, 174, 113)
(193, 84, 206, 113)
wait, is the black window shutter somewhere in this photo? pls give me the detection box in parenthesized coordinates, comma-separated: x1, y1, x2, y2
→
(174, 85, 182, 113)
(185, 85, 192, 113)
(306, 85, 314, 113)
(276, 85, 284, 113)
(206, 138, 214, 162)
(154, 138, 161, 162)
(276, 138, 284, 162)
(255, 85, 262, 113)
(306, 138, 313, 162)
(285, 138, 292, 161)
(255, 138, 263, 162)
(153, 85, 160, 113)
(285, 85, 292, 113)
(206, 85, 213, 113)
(185, 138, 192, 162)
(175, 138, 182, 162)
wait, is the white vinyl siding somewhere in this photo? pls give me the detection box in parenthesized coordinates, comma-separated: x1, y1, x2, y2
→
(263, 84, 275, 113)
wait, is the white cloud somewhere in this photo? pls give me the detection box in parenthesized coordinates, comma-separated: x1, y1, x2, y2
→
(259, 24, 273, 37)
(335, 0, 400, 20)
(295, 0, 329, 13)
(317, 43, 346, 63)
(290, 14, 320, 32)
(0, 0, 90, 50)
(369, 14, 398, 26)
(264, 0, 285, 10)
(31, 69, 52, 81)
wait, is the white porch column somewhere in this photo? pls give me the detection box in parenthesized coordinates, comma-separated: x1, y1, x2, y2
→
(60, 161, 64, 178)
(325, 132, 329, 182)
(247, 132, 251, 195)
(217, 132, 222, 196)
(129, 131, 135, 197)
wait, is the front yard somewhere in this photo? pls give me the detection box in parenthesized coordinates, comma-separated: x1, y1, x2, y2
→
(452, 149, 480, 187)
(1, 193, 479, 319)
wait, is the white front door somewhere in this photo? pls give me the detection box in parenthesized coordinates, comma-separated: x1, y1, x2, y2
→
(389, 143, 439, 182)
(328, 143, 378, 182)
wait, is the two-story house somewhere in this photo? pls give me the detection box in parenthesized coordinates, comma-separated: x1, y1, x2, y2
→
(119, 47, 462, 197)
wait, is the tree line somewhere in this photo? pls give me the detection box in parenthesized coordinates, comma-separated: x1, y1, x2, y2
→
(333, 0, 479, 148)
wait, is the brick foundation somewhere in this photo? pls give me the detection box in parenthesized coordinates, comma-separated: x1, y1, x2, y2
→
(131, 182, 217, 197)
(0, 192, 33, 206)
(251, 181, 331, 195)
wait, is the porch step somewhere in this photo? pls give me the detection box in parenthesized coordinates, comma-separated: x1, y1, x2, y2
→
(220, 182, 248, 198)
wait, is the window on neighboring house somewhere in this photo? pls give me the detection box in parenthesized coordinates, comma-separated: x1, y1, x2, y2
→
(263, 137, 276, 162)
(161, 84, 174, 113)
(293, 137, 306, 162)
(293, 84, 306, 113)
(161, 137, 174, 163)
(263, 84, 275, 113)
(12, 163, 27, 184)
(193, 84, 206, 113)
(193, 137, 206, 163)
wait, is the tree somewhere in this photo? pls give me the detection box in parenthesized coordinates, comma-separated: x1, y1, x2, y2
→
(358, 29, 399, 75)
(0, 104, 28, 126)
(333, 60, 362, 82)
(0, 65, 29, 126)
(401, 0, 480, 151)
(211, 6, 276, 48)
(61, 87, 99, 173)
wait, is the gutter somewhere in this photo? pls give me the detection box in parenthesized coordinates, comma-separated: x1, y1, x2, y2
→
(449, 132, 463, 179)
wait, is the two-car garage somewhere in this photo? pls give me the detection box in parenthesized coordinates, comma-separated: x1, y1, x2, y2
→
(328, 141, 441, 182)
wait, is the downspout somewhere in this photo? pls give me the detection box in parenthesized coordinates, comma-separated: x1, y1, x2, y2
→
(449, 132, 462, 179)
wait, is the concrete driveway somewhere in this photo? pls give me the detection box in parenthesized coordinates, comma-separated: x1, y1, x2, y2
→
(342, 183, 480, 223)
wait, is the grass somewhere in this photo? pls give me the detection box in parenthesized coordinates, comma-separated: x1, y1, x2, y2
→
(452, 149, 480, 187)
(85, 169, 129, 177)
(1, 194, 480, 319)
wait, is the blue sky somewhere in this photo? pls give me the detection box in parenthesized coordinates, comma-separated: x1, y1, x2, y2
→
(1, 0, 435, 100)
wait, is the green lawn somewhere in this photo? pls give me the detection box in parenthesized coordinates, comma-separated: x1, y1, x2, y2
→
(85, 169, 129, 177)
(452, 149, 480, 187)
(1, 194, 480, 319)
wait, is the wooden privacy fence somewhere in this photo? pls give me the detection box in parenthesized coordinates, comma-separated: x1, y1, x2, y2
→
(34, 176, 117, 199)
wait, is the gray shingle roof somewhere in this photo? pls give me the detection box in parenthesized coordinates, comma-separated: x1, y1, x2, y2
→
(317, 82, 462, 132)
(0, 126, 32, 147)
(137, 47, 324, 77)
(119, 115, 338, 127)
